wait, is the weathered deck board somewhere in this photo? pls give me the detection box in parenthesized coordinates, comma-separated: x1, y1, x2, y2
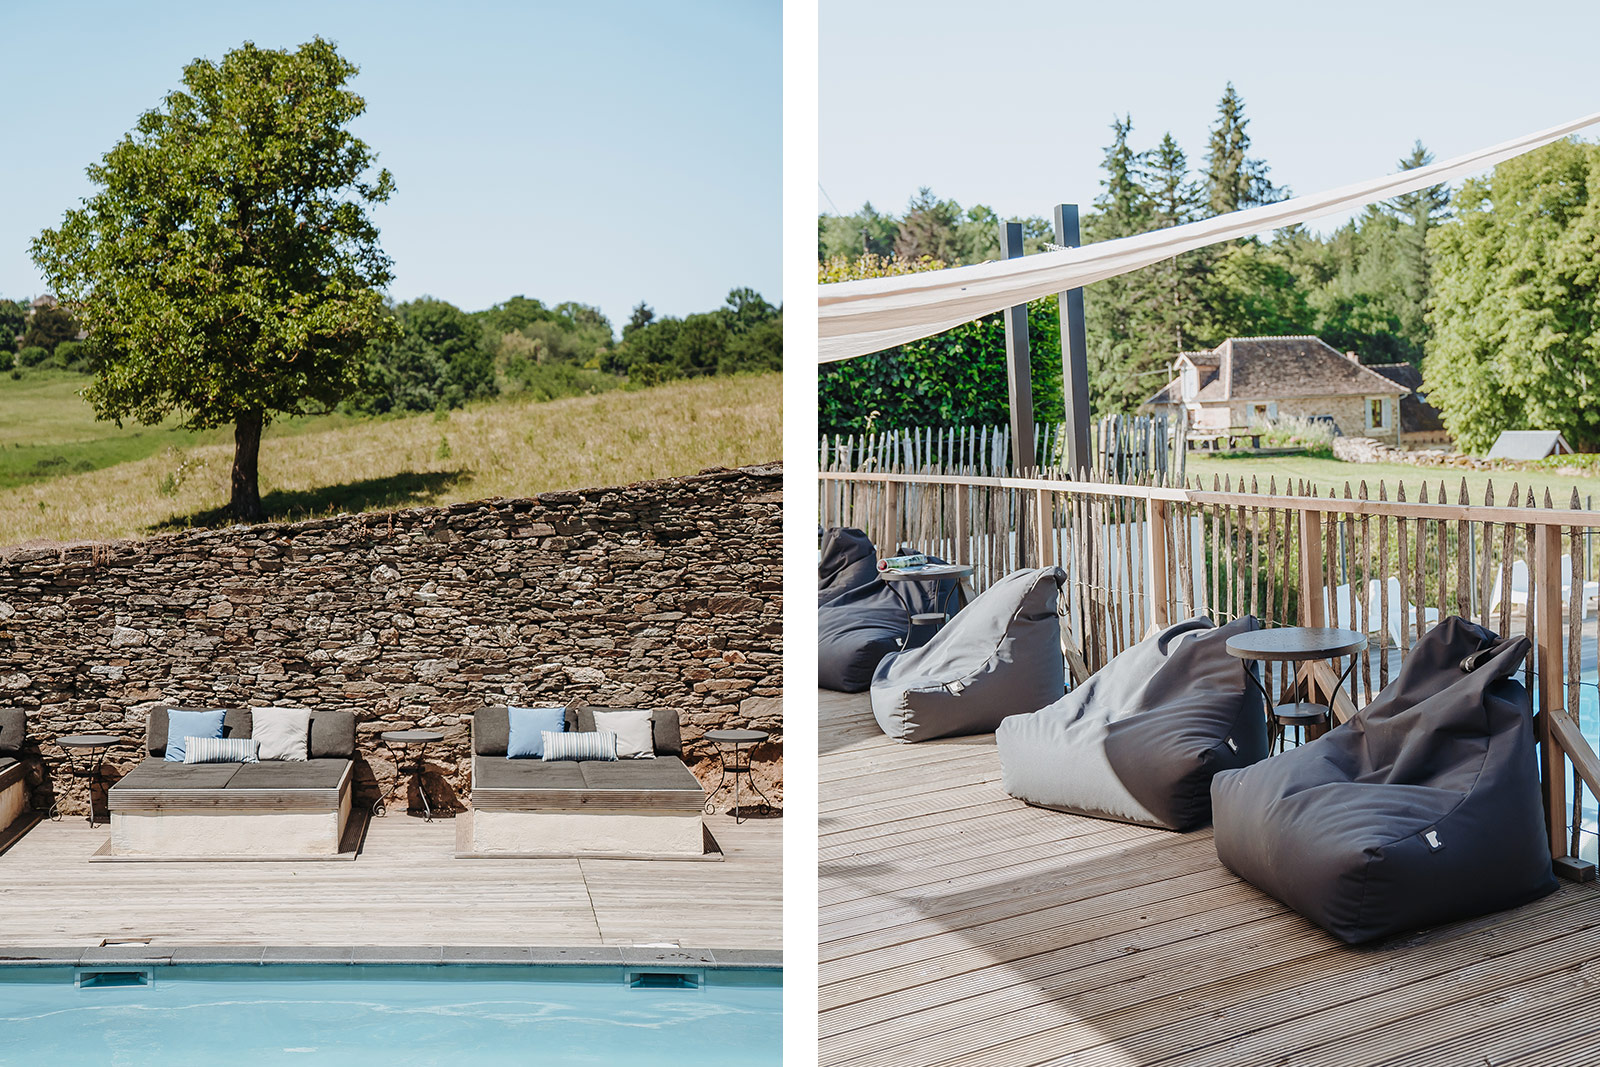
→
(818, 688, 1600, 1066)
(0, 811, 780, 949)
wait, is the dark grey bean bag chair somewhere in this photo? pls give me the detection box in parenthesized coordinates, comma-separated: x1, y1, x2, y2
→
(869, 566, 1065, 742)
(996, 615, 1266, 831)
(817, 528, 956, 692)
(1211, 617, 1558, 944)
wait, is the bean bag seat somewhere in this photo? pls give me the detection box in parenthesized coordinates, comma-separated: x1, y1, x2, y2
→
(817, 528, 956, 693)
(996, 615, 1267, 831)
(870, 566, 1065, 742)
(1211, 617, 1558, 944)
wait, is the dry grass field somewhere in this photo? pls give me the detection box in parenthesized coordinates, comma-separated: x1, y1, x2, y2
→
(0, 371, 780, 546)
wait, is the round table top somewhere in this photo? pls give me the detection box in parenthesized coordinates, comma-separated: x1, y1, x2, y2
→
(1226, 626, 1368, 661)
(380, 730, 444, 744)
(1271, 701, 1333, 723)
(706, 729, 768, 744)
(879, 563, 973, 582)
(58, 734, 119, 750)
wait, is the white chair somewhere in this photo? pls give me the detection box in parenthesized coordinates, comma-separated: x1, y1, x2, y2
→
(1326, 578, 1440, 645)
(1487, 559, 1598, 618)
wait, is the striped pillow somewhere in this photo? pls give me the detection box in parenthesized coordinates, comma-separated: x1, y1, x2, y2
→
(542, 730, 618, 762)
(184, 736, 259, 764)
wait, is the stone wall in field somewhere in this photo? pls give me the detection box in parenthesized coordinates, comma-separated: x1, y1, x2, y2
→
(0, 463, 783, 817)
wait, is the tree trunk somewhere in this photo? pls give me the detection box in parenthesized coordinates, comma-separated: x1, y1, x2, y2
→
(231, 414, 265, 523)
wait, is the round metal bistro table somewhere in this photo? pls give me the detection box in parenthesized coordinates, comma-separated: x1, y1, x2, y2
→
(704, 728, 771, 824)
(51, 734, 120, 827)
(374, 729, 445, 822)
(879, 563, 974, 649)
(1225, 627, 1368, 755)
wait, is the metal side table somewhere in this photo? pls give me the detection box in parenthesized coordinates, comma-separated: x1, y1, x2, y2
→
(373, 729, 445, 822)
(880, 564, 974, 649)
(704, 729, 771, 824)
(1225, 627, 1368, 754)
(51, 734, 119, 827)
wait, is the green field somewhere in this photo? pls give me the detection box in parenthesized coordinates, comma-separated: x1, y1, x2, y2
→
(0, 371, 781, 546)
(1184, 450, 1600, 508)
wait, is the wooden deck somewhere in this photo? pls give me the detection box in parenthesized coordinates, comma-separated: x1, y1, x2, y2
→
(0, 811, 779, 951)
(819, 688, 1600, 1066)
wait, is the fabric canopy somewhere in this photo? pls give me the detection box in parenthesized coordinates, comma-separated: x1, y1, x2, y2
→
(818, 110, 1600, 364)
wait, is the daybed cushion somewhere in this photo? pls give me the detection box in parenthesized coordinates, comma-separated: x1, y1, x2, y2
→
(146, 707, 250, 757)
(0, 708, 24, 755)
(870, 566, 1066, 742)
(576, 707, 682, 757)
(114, 757, 350, 792)
(817, 528, 958, 693)
(1211, 617, 1558, 944)
(507, 706, 567, 759)
(307, 711, 357, 759)
(578, 758, 704, 793)
(543, 731, 618, 762)
(164, 710, 225, 763)
(472, 758, 588, 792)
(251, 707, 311, 761)
(475, 706, 581, 757)
(184, 737, 260, 764)
(996, 615, 1266, 831)
(115, 761, 241, 791)
(592, 709, 654, 758)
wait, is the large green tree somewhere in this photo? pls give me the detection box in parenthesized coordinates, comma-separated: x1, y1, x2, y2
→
(1425, 138, 1600, 452)
(1203, 83, 1283, 215)
(30, 38, 397, 521)
(355, 298, 495, 414)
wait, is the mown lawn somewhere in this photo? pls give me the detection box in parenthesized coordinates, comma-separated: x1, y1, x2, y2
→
(1184, 450, 1600, 508)
(0, 371, 780, 546)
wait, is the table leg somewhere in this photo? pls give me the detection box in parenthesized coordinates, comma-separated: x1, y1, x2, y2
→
(704, 744, 731, 815)
(373, 743, 402, 817)
(415, 751, 433, 823)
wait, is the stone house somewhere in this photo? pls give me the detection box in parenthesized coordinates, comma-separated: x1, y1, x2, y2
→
(1141, 336, 1412, 445)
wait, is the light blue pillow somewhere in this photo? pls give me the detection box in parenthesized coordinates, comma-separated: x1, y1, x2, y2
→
(164, 709, 226, 763)
(507, 706, 567, 759)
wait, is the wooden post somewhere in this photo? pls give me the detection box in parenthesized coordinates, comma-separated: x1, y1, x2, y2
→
(1053, 204, 1091, 479)
(1299, 510, 1326, 628)
(1000, 221, 1036, 474)
(954, 482, 970, 566)
(1535, 522, 1569, 863)
(1034, 488, 1051, 568)
(1148, 497, 1171, 629)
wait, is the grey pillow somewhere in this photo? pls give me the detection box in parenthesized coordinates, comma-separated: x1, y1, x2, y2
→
(251, 707, 311, 761)
(0, 708, 24, 756)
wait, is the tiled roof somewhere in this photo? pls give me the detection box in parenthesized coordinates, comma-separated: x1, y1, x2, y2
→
(1143, 336, 1407, 408)
(1368, 363, 1447, 435)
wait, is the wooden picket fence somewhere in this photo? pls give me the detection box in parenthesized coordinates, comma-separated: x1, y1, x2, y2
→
(818, 464, 1600, 875)
(818, 413, 1186, 485)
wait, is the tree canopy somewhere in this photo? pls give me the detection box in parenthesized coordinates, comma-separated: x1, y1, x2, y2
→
(30, 37, 397, 521)
(1425, 138, 1600, 452)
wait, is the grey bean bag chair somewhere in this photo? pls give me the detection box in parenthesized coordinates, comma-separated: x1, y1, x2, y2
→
(996, 615, 1266, 831)
(817, 528, 956, 692)
(870, 566, 1065, 742)
(1211, 617, 1558, 944)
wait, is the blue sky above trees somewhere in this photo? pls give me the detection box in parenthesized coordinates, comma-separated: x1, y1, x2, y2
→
(0, 0, 780, 330)
(819, 0, 1600, 232)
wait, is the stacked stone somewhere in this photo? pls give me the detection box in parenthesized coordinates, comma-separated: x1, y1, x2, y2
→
(0, 463, 783, 816)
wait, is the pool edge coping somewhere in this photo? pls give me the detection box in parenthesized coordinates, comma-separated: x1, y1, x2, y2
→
(0, 945, 781, 969)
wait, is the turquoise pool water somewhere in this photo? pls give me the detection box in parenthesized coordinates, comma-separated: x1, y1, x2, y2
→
(0, 965, 781, 1066)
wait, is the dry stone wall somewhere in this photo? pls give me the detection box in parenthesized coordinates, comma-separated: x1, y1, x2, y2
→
(0, 463, 782, 817)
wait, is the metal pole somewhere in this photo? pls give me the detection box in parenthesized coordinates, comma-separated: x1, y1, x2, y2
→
(1000, 220, 1036, 474)
(1053, 204, 1091, 479)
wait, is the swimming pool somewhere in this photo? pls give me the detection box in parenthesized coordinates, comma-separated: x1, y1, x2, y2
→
(0, 963, 781, 1066)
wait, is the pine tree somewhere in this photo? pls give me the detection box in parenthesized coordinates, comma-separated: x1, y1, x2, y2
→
(1203, 84, 1282, 216)
(1141, 132, 1207, 354)
(1386, 140, 1451, 348)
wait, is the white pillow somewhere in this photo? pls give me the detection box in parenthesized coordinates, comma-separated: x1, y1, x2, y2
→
(251, 706, 312, 762)
(591, 710, 655, 759)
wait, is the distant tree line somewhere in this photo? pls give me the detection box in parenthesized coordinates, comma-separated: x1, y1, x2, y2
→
(819, 83, 1450, 434)
(1, 287, 783, 413)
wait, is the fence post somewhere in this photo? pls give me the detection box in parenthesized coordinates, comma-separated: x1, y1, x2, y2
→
(1535, 522, 1570, 864)
(954, 483, 970, 566)
(1299, 509, 1326, 627)
(1148, 497, 1171, 629)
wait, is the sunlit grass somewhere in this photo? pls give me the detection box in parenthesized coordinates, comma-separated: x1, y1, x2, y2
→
(0, 372, 780, 546)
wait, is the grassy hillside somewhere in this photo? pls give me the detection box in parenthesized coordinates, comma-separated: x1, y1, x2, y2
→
(0, 371, 780, 546)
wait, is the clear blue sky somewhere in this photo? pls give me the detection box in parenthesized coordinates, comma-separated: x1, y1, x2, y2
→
(820, 0, 1600, 233)
(0, 0, 780, 331)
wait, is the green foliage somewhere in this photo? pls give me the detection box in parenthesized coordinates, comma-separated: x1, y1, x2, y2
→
(354, 298, 496, 414)
(19, 303, 80, 352)
(15, 346, 50, 369)
(29, 37, 397, 520)
(1425, 138, 1600, 452)
(1204, 83, 1284, 215)
(0, 299, 25, 354)
(606, 288, 781, 381)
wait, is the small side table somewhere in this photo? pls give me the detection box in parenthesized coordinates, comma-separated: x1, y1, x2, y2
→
(704, 729, 771, 824)
(880, 564, 974, 649)
(51, 734, 120, 827)
(1225, 627, 1368, 755)
(374, 730, 445, 822)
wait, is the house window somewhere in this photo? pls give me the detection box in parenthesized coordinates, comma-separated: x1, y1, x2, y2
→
(1251, 402, 1277, 423)
(1367, 398, 1389, 431)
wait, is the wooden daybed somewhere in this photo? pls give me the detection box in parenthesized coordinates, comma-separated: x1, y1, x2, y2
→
(103, 707, 356, 861)
(460, 706, 714, 860)
(0, 709, 28, 847)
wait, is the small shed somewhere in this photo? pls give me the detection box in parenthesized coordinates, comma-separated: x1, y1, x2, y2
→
(1485, 430, 1574, 460)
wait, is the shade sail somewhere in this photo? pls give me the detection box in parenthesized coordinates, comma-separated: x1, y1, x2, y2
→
(818, 110, 1600, 364)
